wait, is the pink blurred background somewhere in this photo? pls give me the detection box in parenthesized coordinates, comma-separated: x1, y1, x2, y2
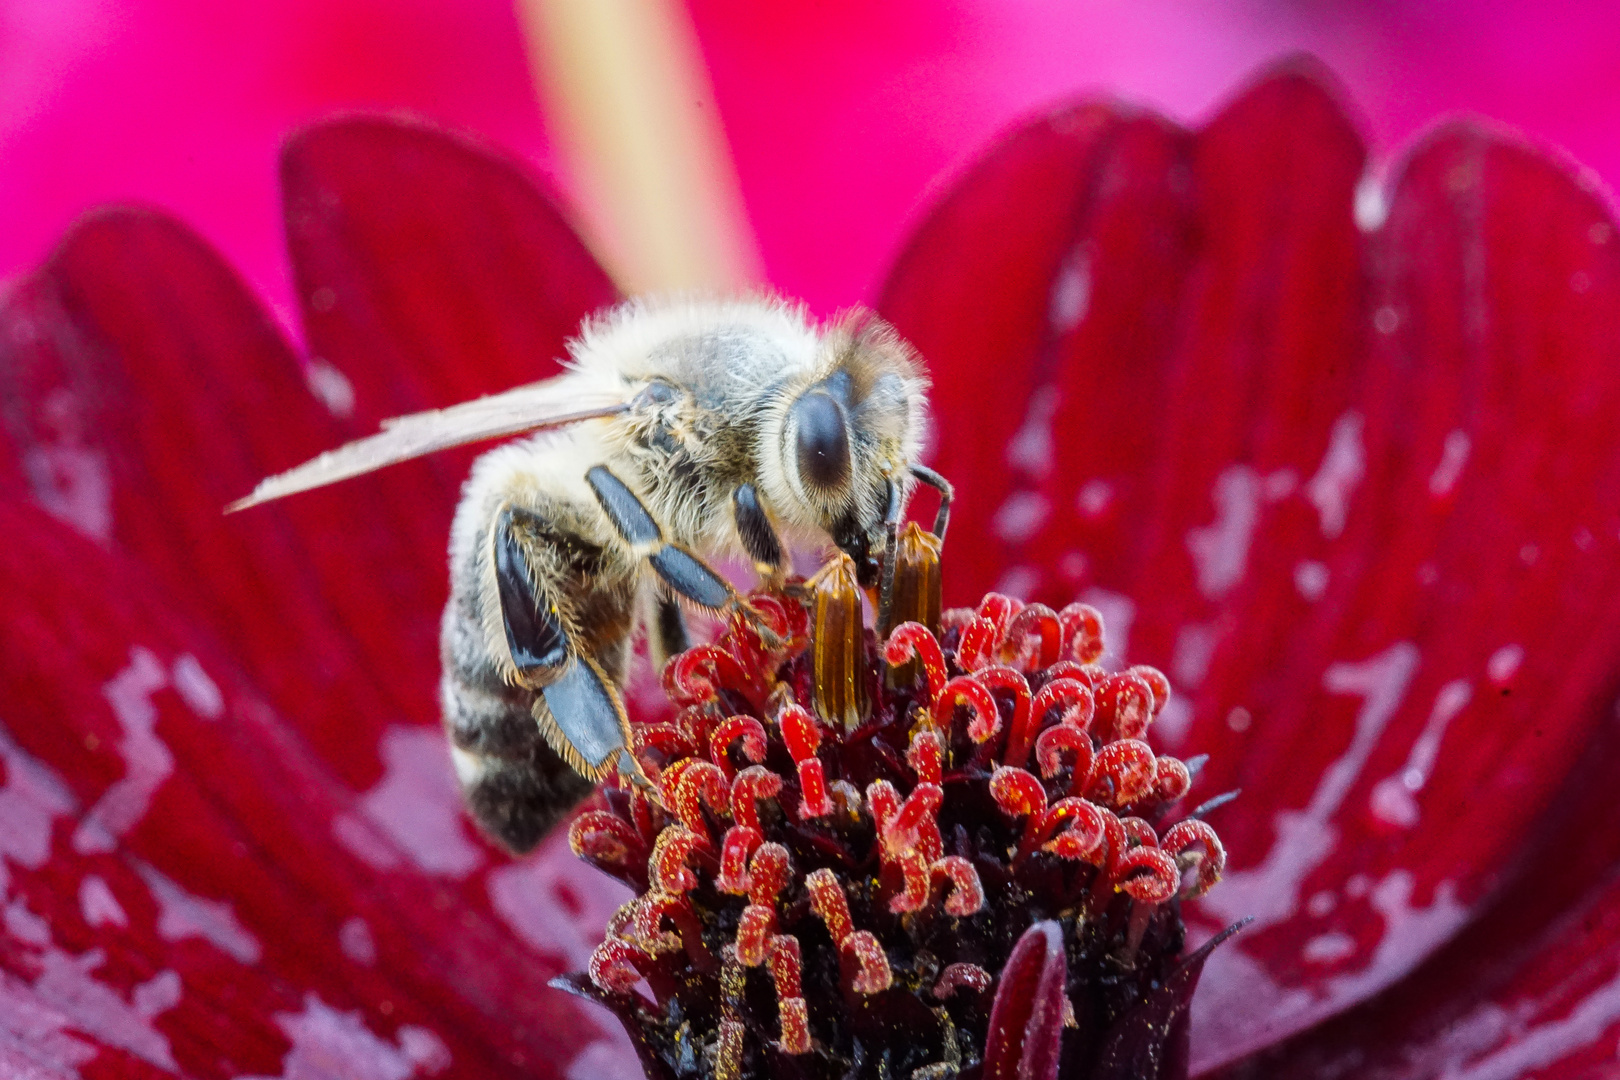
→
(2, 0, 1617, 321)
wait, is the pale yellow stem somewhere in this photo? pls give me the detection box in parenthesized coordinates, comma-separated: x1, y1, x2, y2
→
(516, 0, 763, 294)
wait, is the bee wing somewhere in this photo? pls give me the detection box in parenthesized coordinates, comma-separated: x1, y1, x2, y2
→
(227, 381, 629, 512)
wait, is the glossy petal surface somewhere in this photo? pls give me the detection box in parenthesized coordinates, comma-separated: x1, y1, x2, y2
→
(1, 208, 444, 786)
(0, 498, 630, 1077)
(282, 115, 618, 418)
(881, 64, 1620, 1070)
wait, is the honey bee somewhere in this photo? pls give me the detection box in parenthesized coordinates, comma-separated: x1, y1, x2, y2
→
(232, 298, 951, 852)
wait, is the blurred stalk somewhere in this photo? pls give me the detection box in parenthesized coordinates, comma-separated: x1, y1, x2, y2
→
(516, 0, 763, 294)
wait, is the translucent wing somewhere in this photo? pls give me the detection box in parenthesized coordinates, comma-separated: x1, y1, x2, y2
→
(228, 379, 629, 512)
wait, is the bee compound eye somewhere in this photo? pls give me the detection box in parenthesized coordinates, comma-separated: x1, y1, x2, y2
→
(633, 380, 679, 409)
(791, 390, 852, 492)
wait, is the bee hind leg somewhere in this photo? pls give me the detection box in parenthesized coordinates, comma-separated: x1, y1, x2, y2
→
(441, 504, 648, 852)
(492, 504, 643, 780)
(441, 522, 594, 852)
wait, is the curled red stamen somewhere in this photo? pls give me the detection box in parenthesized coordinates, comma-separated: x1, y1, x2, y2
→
(806, 868, 855, 944)
(1034, 725, 1094, 786)
(589, 938, 650, 994)
(1000, 603, 1062, 671)
(1127, 665, 1171, 716)
(1086, 740, 1158, 806)
(709, 715, 768, 777)
(1044, 660, 1102, 688)
(663, 644, 753, 707)
(1112, 846, 1180, 904)
(933, 962, 993, 999)
(976, 592, 1023, 634)
(866, 780, 901, 836)
(778, 702, 823, 760)
(1097, 672, 1156, 741)
(768, 934, 803, 1002)
(716, 825, 763, 894)
(675, 705, 717, 754)
(632, 722, 692, 761)
(907, 728, 945, 786)
(1162, 819, 1226, 899)
(672, 760, 730, 835)
(747, 842, 792, 905)
(735, 904, 776, 966)
(1057, 602, 1105, 663)
(1120, 816, 1159, 849)
(1029, 798, 1108, 864)
(650, 827, 710, 894)
(1153, 756, 1192, 802)
(990, 766, 1048, 819)
(843, 931, 893, 994)
(729, 765, 783, 832)
(633, 892, 701, 958)
(885, 783, 943, 858)
(1032, 677, 1096, 734)
(569, 810, 645, 867)
(933, 676, 1000, 741)
(956, 616, 1001, 672)
(890, 849, 932, 913)
(931, 856, 986, 915)
(779, 703, 831, 818)
(883, 622, 948, 702)
(777, 997, 811, 1055)
(796, 759, 832, 819)
(976, 666, 1034, 766)
(769, 936, 810, 1054)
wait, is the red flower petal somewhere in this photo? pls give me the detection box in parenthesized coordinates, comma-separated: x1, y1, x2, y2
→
(879, 84, 1195, 607)
(984, 919, 1067, 1080)
(1250, 847, 1620, 1078)
(0, 209, 448, 787)
(882, 63, 1620, 1068)
(281, 115, 618, 420)
(0, 497, 630, 1077)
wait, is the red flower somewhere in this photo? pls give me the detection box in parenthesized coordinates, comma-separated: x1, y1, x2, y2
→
(4, 60, 1620, 1079)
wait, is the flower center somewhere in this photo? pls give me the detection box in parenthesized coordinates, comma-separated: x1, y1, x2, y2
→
(562, 523, 1225, 1079)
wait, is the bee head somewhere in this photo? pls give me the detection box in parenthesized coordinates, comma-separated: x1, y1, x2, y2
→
(766, 315, 928, 586)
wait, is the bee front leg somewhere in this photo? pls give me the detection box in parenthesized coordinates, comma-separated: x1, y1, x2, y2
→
(910, 462, 954, 540)
(585, 466, 776, 641)
(732, 482, 787, 585)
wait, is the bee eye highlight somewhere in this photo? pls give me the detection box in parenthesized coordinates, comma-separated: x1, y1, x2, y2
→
(791, 389, 851, 492)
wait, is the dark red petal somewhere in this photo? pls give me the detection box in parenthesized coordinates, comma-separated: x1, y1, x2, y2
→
(0, 209, 446, 787)
(984, 919, 1067, 1080)
(1190, 118, 1620, 1067)
(0, 497, 630, 1077)
(281, 114, 619, 423)
(879, 91, 1195, 605)
(1248, 844, 1620, 1079)
(883, 63, 1620, 1068)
